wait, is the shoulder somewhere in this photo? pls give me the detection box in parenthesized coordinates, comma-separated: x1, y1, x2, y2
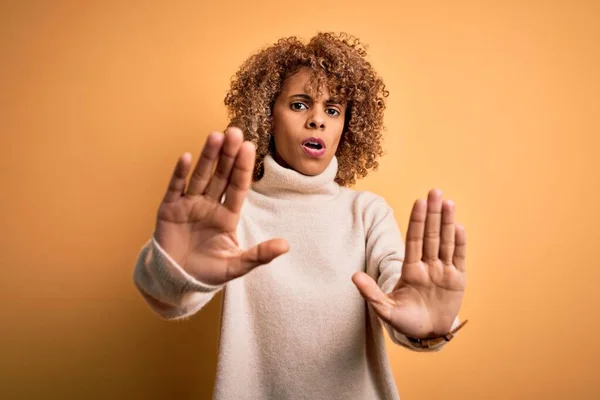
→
(338, 187, 394, 221)
(339, 186, 390, 207)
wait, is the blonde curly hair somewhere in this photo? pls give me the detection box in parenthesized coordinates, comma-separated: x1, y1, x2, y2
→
(224, 32, 389, 187)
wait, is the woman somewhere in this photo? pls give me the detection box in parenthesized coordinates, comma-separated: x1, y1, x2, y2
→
(134, 32, 467, 399)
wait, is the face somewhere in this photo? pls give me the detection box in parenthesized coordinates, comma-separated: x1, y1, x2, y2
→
(271, 67, 346, 176)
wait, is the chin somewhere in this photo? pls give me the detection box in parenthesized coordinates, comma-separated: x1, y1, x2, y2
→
(274, 148, 330, 175)
(297, 167, 321, 176)
(294, 159, 328, 176)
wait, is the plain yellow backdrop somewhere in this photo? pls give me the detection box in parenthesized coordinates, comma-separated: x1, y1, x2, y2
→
(1, 1, 599, 399)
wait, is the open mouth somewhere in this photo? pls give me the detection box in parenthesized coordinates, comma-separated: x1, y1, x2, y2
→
(302, 137, 326, 150)
(304, 141, 322, 150)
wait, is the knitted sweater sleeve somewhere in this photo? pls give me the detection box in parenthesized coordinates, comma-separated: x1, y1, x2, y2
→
(364, 195, 461, 352)
(132, 236, 223, 320)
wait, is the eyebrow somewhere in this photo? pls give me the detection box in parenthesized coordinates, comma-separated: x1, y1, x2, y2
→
(289, 94, 343, 106)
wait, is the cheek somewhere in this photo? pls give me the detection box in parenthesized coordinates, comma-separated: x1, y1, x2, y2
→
(272, 101, 288, 123)
(271, 109, 283, 133)
(332, 136, 343, 152)
(332, 119, 345, 140)
(272, 105, 287, 127)
(273, 110, 303, 136)
(330, 123, 346, 152)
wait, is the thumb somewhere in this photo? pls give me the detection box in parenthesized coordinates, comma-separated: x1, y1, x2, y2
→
(352, 272, 392, 322)
(238, 238, 290, 275)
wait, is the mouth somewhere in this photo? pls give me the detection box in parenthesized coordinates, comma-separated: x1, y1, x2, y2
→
(302, 137, 326, 150)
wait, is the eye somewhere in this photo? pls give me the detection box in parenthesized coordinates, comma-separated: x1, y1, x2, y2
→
(290, 102, 308, 111)
(326, 108, 341, 117)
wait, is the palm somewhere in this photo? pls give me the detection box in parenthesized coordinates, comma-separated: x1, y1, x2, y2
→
(353, 189, 466, 339)
(154, 128, 289, 286)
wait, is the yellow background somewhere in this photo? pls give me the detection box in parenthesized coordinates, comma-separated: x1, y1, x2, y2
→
(1, 1, 599, 399)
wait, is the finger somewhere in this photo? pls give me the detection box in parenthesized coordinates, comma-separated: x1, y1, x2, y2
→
(223, 141, 256, 214)
(453, 224, 467, 272)
(186, 132, 225, 196)
(423, 189, 443, 261)
(405, 199, 426, 264)
(235, 238, 290, 278)
(439, 200, 456, 265)
(204, 127, 244, 201)
(163, 152, 192, 203)
(351, 272, 393, 323)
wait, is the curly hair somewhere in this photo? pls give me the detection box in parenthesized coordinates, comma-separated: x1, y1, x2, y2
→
(224, 32, 389, 187)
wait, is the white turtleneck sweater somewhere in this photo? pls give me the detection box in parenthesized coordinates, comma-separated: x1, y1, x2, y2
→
(133, 154, 459, 400)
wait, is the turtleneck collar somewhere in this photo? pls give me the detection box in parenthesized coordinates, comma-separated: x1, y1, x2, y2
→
(251, 154, 340, 201)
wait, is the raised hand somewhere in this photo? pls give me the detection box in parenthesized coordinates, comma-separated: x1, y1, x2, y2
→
(352, 189, 466, 339)
(154, 127, 290, 286)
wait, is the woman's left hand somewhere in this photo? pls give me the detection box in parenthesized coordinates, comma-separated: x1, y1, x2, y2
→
(352, 189, 466, 339)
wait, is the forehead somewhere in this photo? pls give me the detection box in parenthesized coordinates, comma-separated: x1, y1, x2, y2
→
(280, 67, 331, 98)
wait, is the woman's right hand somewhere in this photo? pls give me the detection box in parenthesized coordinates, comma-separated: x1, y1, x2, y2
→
(153, 127, 289, 286)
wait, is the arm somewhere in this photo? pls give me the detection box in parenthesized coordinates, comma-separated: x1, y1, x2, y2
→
(132, 236, 223, 320)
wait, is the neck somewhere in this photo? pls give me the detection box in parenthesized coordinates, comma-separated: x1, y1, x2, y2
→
(251, 154, 340, 201)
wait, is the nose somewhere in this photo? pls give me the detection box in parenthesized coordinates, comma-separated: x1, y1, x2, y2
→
(306, 108, 326, 130)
